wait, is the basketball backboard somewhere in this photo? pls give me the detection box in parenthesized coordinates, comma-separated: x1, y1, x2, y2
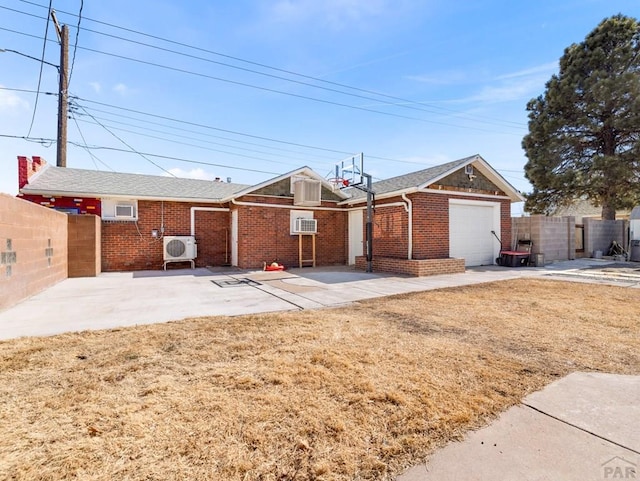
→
(328, 153, 363, 189)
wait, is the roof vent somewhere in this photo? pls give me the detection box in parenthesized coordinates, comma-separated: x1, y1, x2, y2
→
(294, 179, 321, 207)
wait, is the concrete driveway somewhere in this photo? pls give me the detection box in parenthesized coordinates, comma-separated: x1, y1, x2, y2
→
(0, 259, 638, 340)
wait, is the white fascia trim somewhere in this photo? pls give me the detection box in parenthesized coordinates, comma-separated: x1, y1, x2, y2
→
(231, 198, 344, 211)
(347, 201, 407, 212)
(422, 155, 478, 188)
(243, 193, 341, 204)
(339, 187, 419, 206)
(190, 206, 230, 237)
(419, 155, 524, 203)
(229, 198, 407, 212)
(224, 166, 349, 202)
(422, 188, 512, 201)
(19, 190, 229, 204)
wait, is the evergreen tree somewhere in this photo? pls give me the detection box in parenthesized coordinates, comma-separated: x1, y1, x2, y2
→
(523, 14, 640, 219)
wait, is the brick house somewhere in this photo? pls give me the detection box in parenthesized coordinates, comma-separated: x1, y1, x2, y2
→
(16, 154, 523, 275)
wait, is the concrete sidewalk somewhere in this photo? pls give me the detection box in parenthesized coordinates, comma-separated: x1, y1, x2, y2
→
(398, 372, 640, 481)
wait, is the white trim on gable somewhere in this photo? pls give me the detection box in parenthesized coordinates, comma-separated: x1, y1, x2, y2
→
(223, 166, 349, 202)
(420, 155, 524, 202)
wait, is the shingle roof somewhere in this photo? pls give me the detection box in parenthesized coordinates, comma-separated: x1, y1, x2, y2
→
(345, 156, 475, 200)
(21, 166, 250, 201)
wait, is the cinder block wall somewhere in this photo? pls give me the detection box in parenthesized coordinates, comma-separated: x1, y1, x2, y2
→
(0, 194, 67, 311)
(68, 215, 101, 277)
(584, 219, 627, 257)
(512, 215, 575, 262)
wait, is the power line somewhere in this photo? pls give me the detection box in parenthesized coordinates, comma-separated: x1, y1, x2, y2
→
(2, 86, 495, 172)
(2, 22, 514, 133)
(73, 96, 355, 155)
(73, 98, 455, 167)
(4, 3, 526, 131)
(66, 143, 282, 176)
(76, 44, 514, 131)
(72, 113, 329, 166)
(24, 0, 52, 137)
(77, 105, 340, 162)
(1, 130, 528, 187)
(13, 0, 527, 129)
(70, 25, 525, 131)
(0, 132, 55, 146)
(0, 86, 56, 94)
(70, 111, 114, 171)
(73, 115, 309, 168)
(67, 0, 83, 89)
(73, 103, 177, 177)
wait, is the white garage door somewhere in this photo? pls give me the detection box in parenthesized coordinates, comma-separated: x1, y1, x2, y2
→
(449, 201, 499, 266)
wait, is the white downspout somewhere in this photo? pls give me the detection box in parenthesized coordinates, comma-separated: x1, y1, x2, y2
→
(190, 206, 230, 237)
(401, 193, 412, 260)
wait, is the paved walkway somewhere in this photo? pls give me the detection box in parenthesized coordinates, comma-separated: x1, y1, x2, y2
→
(398, 372, 640, 481)
(0, 258, 638, 340)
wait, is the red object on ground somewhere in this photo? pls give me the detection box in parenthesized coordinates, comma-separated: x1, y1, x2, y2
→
(264, 262, 285, 271)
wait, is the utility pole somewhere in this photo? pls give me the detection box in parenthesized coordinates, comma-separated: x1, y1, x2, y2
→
(364, 172, 373, 273)
(51, 11, 68, 167)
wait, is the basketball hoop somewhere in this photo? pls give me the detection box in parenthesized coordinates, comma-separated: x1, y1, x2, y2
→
(327, 177, 350, 191)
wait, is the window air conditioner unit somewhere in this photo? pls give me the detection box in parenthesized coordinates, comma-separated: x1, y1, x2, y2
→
(294, 179, 321, 206)
(294, 218, 317, 234)
(163, 236, 197, 261)
(115, 204, 134, 218)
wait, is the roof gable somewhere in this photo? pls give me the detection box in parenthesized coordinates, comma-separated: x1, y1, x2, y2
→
(344, 155, 524, 203)
(227, 166, 349, 201)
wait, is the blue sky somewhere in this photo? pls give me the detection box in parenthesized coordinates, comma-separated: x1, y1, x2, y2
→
(1, 1, 637, 214)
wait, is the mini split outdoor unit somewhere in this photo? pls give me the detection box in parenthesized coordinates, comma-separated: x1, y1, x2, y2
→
(163, 236, 197, 266)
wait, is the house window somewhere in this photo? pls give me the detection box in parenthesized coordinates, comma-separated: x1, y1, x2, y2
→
(290, 210, 314, 235)
(54, 207, 80, 214)
(101, 199, 138, 221)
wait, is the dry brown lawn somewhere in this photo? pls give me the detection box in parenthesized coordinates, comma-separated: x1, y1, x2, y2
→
(1, 278, 638, 480)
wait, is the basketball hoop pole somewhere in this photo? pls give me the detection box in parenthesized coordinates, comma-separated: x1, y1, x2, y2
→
(331, 152, 373, 272)
(364, 172, 373, 273)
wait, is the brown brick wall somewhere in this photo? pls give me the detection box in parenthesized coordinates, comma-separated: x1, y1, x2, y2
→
(371, 193, 512, 261)
(68, 215, 101, 277)
(411, 193, 450, 259)
(100, 198, 348, 271)
(234, 198, 347, 269)
(372, 200, 408, 258)
(355, 256, 465, 276)
(101, 201, 230, 271)
(0, 194, 67, 311)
